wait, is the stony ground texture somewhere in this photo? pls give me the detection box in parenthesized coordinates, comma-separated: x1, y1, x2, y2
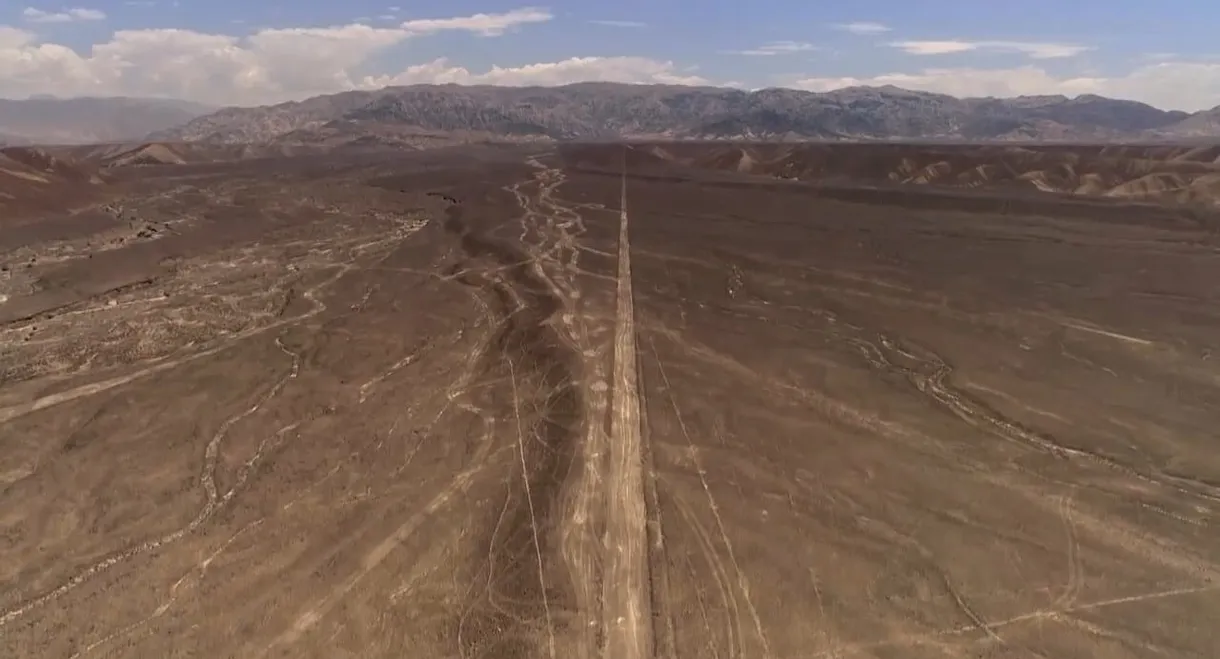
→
(1, 143, 1218, 659)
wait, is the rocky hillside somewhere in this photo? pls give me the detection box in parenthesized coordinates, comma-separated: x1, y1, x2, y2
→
(0, 146, 107, 215)
(1160, 107, 1220, 138)
(0, 97, 215, 145)
(152, 83, 1218, 145)
(589, 142, 1220, 206)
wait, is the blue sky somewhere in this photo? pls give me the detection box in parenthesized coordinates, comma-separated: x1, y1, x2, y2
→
(4, 1, 1220, 110)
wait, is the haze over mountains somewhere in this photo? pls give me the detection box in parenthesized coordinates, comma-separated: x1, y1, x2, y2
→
(2, 83, 1220, 147)
(0, 96, 215, 146)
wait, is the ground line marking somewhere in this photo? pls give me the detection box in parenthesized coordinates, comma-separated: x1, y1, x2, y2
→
(602, 146, 653, 659)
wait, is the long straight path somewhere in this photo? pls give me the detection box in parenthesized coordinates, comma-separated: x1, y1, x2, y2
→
(601, 147, 653, 659)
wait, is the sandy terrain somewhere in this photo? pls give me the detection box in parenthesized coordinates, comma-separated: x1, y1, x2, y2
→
(1, 142, 1218, 659)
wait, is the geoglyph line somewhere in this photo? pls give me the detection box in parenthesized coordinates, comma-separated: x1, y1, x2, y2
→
(602, 147, 653, 659)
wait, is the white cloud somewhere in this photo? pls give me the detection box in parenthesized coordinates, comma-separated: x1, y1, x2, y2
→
(0, 9, 559, 105)
(0, 26, 34, 48)
(399, 7, 552, 37)
(589, 20, 648, 28)
(368, 56, 708, 88)
(794, 66, 1102, 98)
(890, 40, 1092, 59)
(2, 12, 1219, 113)
(792, 62, 1220, 111)
(1102, 62, 1220, 111)
(833, 22, 890, 35)
(22, 7, 106, 23)
(729, 41, 818, 56)
(888, 40, 975, 56)
(0, 13, 705, 106)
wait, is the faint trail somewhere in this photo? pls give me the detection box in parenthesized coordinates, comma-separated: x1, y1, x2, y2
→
(1058, 319, 1153, 346)
(262, 308, 503, 654)
(358, 339, 430, 404)
(853, 331, 1220, 505)
(637, 339, 678, 659)
(262, 427, 503, 654)
(807, 583, 1220, 658)
(647, 333, 774, 659)
(458, 488, 516, 659)
(508, 355, 558, 659)
(515, 154, 647, 658)
(437, 161, 588, 658)
(518, 156, 613, 658)
(603, 149, 653, 659)
(668, 490, 743, 659)
(66, 519, 265, 659)
(0, 335, 303, 630)
(1053, 493, 1084, 609)
(807, 568, 835, 659)
(0, 274, 319, 425)
(199, 336, 299, 508)
(561, 345, 611, 659)
(0, 218, 429, 426)
(513, 154, 614, 659)
(941, 573, 1004, 645)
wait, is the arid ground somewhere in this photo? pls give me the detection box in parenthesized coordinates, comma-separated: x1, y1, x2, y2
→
(2, 142, 1219, 659)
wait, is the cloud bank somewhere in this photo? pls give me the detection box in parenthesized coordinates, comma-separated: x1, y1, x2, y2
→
(1, 8, 1218, 111)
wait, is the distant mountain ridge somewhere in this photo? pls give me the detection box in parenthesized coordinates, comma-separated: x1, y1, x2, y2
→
(0, 96, 215, 145)
(151, 83, 1218, 146)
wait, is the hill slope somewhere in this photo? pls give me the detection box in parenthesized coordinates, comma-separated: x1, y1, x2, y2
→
(603, 142, 1220, 206)
(0, 146, 106, 214)
(152, 83, 1216, 145)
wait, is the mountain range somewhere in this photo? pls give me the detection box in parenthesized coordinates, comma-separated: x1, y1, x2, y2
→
(2, 84, 1219, 147)
(151, 83, 1220, 146)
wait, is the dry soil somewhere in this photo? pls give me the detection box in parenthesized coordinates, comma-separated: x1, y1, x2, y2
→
(1, 142, 1218, 659)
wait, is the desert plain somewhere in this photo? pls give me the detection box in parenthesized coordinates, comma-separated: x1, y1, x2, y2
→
(1, 141, 1219, 658)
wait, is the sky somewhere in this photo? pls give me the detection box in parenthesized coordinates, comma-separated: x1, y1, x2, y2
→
(3, 1, 1219, 111)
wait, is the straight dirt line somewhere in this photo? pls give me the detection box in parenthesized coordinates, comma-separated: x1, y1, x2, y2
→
(602, 147, 653, 659)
